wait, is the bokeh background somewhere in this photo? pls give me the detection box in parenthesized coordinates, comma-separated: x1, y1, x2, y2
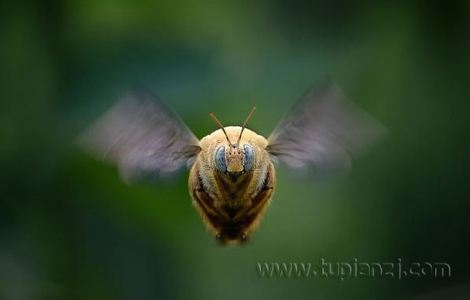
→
(1, 1, 470, 299)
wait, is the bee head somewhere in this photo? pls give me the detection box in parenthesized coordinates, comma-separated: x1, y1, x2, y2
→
(210, 107, 256, 180)
(214, 143, 255, 180)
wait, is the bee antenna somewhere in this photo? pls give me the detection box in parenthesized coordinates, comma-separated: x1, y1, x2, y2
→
(209, 112, 232, 145)
(236, 106, 256, 148)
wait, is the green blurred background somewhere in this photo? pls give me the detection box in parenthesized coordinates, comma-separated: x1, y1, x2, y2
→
(1, 0, 470, 299)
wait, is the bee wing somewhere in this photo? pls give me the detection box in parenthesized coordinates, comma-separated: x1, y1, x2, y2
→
(78, 89, 200, 182)
(267, 82, 385, 174)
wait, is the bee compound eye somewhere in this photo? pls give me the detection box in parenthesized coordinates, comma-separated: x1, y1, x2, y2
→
(243, 144, 254, 171)
(215, 146, 227, 172)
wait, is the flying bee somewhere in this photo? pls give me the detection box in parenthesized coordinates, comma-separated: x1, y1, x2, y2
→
(79, 82, 384, 245)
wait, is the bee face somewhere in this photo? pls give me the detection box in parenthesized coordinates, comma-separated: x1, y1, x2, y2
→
(215, 142, 255, 181)
(204, 127, 267, 180)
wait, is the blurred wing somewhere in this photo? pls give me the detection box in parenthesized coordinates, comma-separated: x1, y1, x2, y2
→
(267, 82, 385, 174)
(78, 89, 200, 182)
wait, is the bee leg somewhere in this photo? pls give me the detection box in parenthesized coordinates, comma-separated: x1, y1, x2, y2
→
(240, 233, 250, 244)
(215, 233, 228, 246)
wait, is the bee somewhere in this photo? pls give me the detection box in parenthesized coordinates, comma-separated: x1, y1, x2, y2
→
(79, 82, 383, 245)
